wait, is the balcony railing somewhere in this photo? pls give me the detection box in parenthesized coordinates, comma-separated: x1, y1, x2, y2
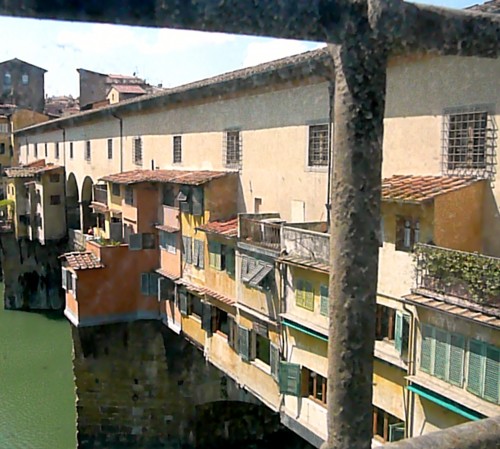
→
(93, 186, 108, 206)
(415, 243, 500, 307)
(239, 217, 281, 250)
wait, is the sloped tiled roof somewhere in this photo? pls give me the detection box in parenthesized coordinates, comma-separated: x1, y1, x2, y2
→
(176, 278, 236, 306)
(101, 169, 233, 186)
(156, 268, 180, 281)
(60, 251, 104, 271)
(111, 84, 146, 94)
(155, 224, 180, 233)
(5, 161, 61, 178)
(278, 254, 330, 273)
(382, 175, 480, 203)
(197, 217, 238, 238)
(405, 292, 500, 328)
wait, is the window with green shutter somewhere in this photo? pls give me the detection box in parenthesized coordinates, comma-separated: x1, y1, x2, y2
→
(228, 315, 236, 350)
(304, 282, 314, 311)
(320, 284, 328, 316)
(434, 328, 450, 380)
(467, 339, 484, 397)
(238, 326, 251, 362)
(179, 289, 189, 315)
(201, 303, 213, 335)
(448, 333, 465, 387)
(295, 279, 305, 308)
(191, 186, 204, 217)
(193, 239, 204, 269)
(270, 343, 280, 381)
(420, 324, 434, 373)
(296, 279, 314, 311)
(279, 362, 301, 396)
(484, 345, 499, 404)
(395, 312, 403, 354)
(225, 247, 235, 276)
(182, 236, 192, 264)
(140, 273, 150, 296)
(208, 241, 222, 270)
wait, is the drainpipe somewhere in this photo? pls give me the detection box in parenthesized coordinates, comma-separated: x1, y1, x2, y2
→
(403, 303, 417, 439)
(111, 112, 123, 173)
(57, 124, 66, 166)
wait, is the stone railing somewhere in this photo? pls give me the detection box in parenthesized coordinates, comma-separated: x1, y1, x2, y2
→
(415, 244, 500, 307)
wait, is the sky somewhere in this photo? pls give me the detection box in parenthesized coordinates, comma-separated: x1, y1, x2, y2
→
(0, 0, 479, 97)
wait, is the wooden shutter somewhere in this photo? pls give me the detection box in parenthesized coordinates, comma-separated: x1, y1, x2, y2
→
(225, 247, 235, 275)
(159, 278, 169, 301)
(467, 339, 485, 397)
(228, 316, 236, 350)
(61, 267, 67, 290)
(214, 242, 222, 270)
(180, 186, 191, 213)
(270, 343, 280, 381)
(395, 312, 403, 354)
(191, 186, 204, 217)
(484, 345, 499, 403)
(241, 256, 248, 278)
(193, 239, 200, 266)
(304, 281, 314, 311)
(279, 362, 301, 397)
(140, 273, 150, 296)
(198, 240, 204, 269)
(129, 233, 143, 251)
(201, 303, 213, 335)
(434, 328, 449, 380)
(420, 324, 434, 373)
(448, 333, 465, 387)
(320, 284, 328, 316)
(296, 279, 305, 308)
(395, 216, 405, 251)
(182, 236, 192, 264)
(149, 273, 160, 297)
(238, 326, 250, 362)
(179, 289, 188, 315)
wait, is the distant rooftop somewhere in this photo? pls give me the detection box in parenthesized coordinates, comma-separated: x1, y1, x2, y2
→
(100, 169, 234, 186)
(5, 160, 61, 178)
(197, 217, 238, 238)
(60, 251, 104, 271)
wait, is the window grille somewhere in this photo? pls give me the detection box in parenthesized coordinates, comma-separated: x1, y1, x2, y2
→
(55, 142, 60, 159)
(223, 130, 241, 168)
(69, 142, 73, 159)
(85, 141, 91, 161)
(107, 139, 113, 160)
(173, 135, 182, 163)
(308, 124, 329, 167)
(133, 137, 142, 166)
(442, 105, 496, 179)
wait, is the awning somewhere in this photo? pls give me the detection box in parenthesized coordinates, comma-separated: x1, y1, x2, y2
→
(406, 384, 484, 421)
(282, 317, 328, 342)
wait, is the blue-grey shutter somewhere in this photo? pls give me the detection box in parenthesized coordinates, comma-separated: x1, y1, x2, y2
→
(320, 284, 328, 316)
(270, 343, 279, 381)
(191, 186, 204, 217)
(228, 315, 236, 350)
(484, 345, 499, 404)
(304, 281, 314, 311)
(225, 247, 235, 275)
(129, 233, 142, 251)
(61, 267, 67, 290)
(198, 240, 205, 269)
(214, 242, 221, 270)
(140, 273, 150, 295)
(279, 362, 301, 396)
(187, 237, 192, 264)
(193, 239, 200, 266)
(467, 339, 484, 397)
(159, 278, 168, 301)
(434, 328, 449, 380)
(448, 333, 465, 387)
(420, 324, 434, 373)
(179, 290, 188, 315)
(395, 312, 403, 354)
(388, 423, 405, 442)
(202, 303, 213, 335)
(296, 279, 305, 308)
(179, 186, 191, 213)
(238, 326, 250, 362)
(149, 273, 160, 297)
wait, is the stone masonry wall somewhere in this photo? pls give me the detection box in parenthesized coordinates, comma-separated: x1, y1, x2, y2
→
(0, 233, 66, 310)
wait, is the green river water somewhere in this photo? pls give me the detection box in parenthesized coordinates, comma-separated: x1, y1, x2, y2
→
(0, 283, 76, 449)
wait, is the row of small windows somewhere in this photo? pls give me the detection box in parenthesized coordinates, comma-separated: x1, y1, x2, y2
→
(3, 72, 29, 86)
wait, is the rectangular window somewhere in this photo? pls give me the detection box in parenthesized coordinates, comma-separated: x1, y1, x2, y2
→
(34, 143, 38, 158)
(107, 139, 113, 159)
(44, 143, 48, 158)
(173, 135, 182, 163)
(0, 123, 8, 133)
(55, 142, 60, 159)
(160, 231, 177, 254)
(320, 284, 328, 316)
(224, 130, 241, 167)
(85, 141, 91, 161)
(182, 236, 192, 264)
(241, 255, 272, 288)
(133, 137, 143, 166)
(69, 142, 73, 159)
(112, 183, 121, 196)
(467, 339, 499, 404)
(308, 124, 329, 167)
(215, 308, 229, 336)
(0, 143, 5, 154)
(255, 334, 271, 365)
(295, 279, 314, 311)
(140, 272, 160, 296)
(304, 368, 327, 406)
(444, 107, 492, 174)
(124, 186, 133, 205)
(279, 362, 302, 396)
(395, 217, 420, 252)
(375, 305, 396, 341)
(191, 295, 203, 319)
(128, 233, 156, 251)
(50, 195, 61, 205)
(50, 173, 60, 183)
(373, 407, 405, 443)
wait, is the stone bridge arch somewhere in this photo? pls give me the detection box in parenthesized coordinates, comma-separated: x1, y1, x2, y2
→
(80, 176, 95, 233)
(66, 172, 80, 229)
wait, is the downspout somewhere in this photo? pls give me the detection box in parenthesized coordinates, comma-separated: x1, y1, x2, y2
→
(403, 303, 417, 439)
(111, 112, 123, 173)
(57, 124, 66, 166)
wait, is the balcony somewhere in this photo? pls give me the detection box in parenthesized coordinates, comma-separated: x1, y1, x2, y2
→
(93, 185, 108, 206)
(415, 243, 500, 307)
(281, 222, 329, 264)
(239, 216, 282, 251)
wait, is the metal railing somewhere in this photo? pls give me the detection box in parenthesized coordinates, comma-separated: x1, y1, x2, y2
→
(239, 217, 281, 250)
(415, 243, 500, 306)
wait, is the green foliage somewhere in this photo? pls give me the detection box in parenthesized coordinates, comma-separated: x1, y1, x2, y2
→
(95, 237, 121, 247)
(415, 244, 500, 304)
(0, 199, 14, 209)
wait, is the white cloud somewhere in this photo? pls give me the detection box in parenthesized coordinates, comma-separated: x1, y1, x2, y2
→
(242, 39, 325, 68)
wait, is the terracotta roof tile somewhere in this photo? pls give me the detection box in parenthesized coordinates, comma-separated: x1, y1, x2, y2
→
(5, 161, 61, 178)
(111, 84, 146, 94)
(382, 175, 481, 203)
(278, 254, 330, 273)
(197, 217, 238, 238)
(176, 278, 236, 305)
(155, 224, 180, 233)
(100, 169, 233, 186)
(60, 251, 104, 271)
(156, 268, 180, 281)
